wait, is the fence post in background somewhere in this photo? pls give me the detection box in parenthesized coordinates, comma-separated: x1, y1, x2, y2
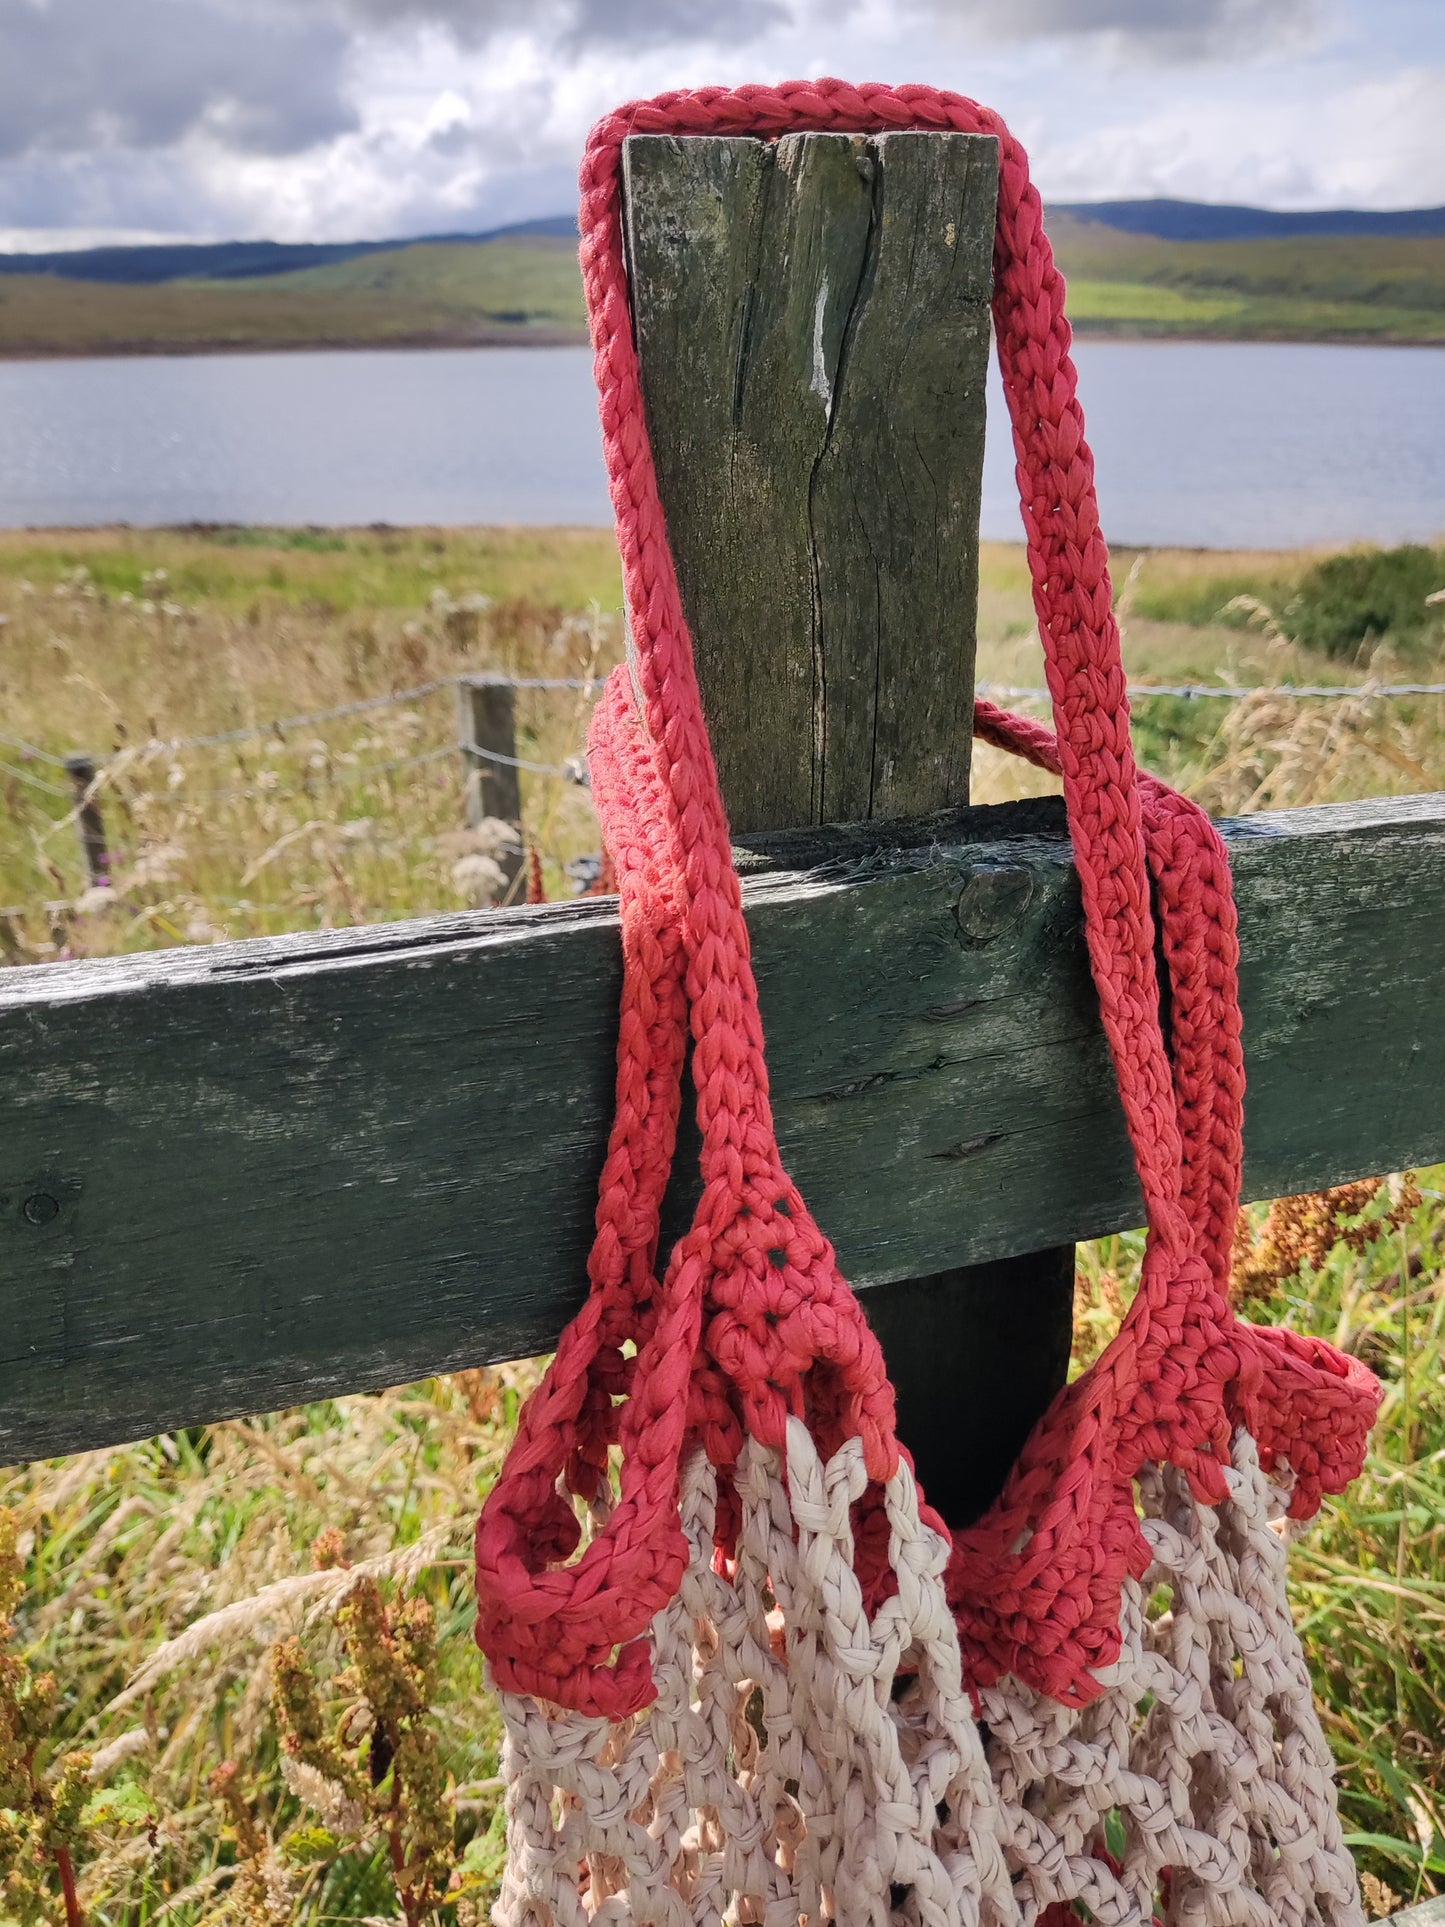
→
(623, 128, 1077, 1529)
(63, 755, 109, 891)
(456, 675, 524, 896)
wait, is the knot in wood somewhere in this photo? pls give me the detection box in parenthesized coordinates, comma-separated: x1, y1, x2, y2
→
(953, 863, 1035, 946)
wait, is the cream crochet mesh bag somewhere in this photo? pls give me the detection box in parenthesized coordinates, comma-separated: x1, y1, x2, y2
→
(491, 1430, 1362, 1927)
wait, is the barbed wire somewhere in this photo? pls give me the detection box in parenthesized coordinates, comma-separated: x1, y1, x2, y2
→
(118, 675, 603, 758)
(129, 740, 581, 805)
(978, 680, 1445, 702)
(119, 678, 460, 755)
(13, 670, 1445, 780)
(177, 743, 460, 804)
(0, 674, 604, 771)
(0, 758, 71, 799)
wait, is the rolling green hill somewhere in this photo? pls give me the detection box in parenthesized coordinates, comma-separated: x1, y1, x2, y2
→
(1, 214, 1443, 357)
(1049, 213, 1445, 341)
(0, 235, 586, 357)
(248, 236, 585, 325)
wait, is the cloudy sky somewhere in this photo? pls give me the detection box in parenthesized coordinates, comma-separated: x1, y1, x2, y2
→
(1, 0, 1442, 250)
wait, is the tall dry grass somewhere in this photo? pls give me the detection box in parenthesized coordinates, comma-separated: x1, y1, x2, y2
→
(0, 527, 624, 960)
(0, 1368, 542, 1923)
(3, 528, 1445, 1920)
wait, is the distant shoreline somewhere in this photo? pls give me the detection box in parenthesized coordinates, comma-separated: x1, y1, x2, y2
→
(3, 326, 1445, 362)
(0, 327, 592, 361)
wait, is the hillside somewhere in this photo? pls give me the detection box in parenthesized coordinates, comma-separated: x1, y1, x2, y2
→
(259, 235, 582, 320)
(1049, 213, 1445, 342)
(0, 216, 579, 285)
(1, 202, 1444, 356)
(0, 235, 586, 356)
(1052, 197, 1445, 241)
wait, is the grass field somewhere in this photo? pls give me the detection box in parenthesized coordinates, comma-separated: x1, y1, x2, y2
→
(3, 218, 1445, 356)
(11, 526, 1445, 949)
(3, 527, 1445, 1921)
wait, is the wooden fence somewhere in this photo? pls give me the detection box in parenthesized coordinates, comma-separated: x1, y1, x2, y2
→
(27, 668, 594, 923)
(2, 133, 1443, 1887)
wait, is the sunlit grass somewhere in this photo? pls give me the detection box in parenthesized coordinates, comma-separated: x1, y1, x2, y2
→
(1077, 1181, 1445, 1914)
(1062, 277, 1247, 324)
(0, 526, 623, 954)
(4, 525, 1445, 1918)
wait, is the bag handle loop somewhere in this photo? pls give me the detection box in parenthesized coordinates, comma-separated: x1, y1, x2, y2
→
(580, 78, 1191, 1258)
(477, 80, 1203, 1717)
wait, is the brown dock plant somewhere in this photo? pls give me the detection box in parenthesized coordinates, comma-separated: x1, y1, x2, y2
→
(0, 1507, 92, 1927)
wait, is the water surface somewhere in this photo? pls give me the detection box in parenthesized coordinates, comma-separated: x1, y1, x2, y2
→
(0, 339, 1440, 548)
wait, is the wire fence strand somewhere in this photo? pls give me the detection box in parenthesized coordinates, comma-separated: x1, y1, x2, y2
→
(11, 669, 1445, 777)
(0, 759, 72, 799)
(122, 678, 460, 755)
(977, 680, 1445, 703)
(459, 740, 585, 779)
(177, 743, 461, 804)
(0, 727, 70, 768)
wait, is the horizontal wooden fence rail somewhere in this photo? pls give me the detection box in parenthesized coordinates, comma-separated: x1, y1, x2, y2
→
(2, 786, 1444, 1466)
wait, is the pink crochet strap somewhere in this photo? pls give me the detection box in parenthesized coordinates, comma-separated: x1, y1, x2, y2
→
(476, 670, 899, 1714)
(976, 694, 1376, 1518)
(471, 680, 695, 1715)
(474, 81, 1381, 1720)
(578, 79, 1188, 1255)
(975, 700, 1242, 1290)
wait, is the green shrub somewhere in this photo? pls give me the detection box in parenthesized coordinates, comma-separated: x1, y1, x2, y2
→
(1287, 545, 1445, 658)
(1131, 573, 1293, 628)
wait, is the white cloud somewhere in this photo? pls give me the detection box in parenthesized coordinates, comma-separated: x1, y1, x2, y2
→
(921, 0, 1323, 61)
(1317, 67, 1445, 206)
(0, 0, 1439, 245)
(1027, 61, 1445, 210)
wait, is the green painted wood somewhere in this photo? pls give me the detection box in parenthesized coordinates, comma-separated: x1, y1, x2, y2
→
(2, 790, 1442, 1466)
(1384, 1902, 1445, 1927)
(622, 130, 996, 834)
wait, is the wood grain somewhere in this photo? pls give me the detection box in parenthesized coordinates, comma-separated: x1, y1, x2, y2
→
(3, 791, 1443, 1465)
(1385, 1900, 1445, 1927)
(622, 131, 996, 833)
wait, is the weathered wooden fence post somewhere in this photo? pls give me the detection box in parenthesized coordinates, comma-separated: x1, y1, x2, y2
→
(623, 129, 1075, 1525)
(456, 674, 524, 897)
(63, 754, 109, 890)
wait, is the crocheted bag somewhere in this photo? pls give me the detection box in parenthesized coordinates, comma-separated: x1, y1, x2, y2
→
(474, 81, 1382, 1927)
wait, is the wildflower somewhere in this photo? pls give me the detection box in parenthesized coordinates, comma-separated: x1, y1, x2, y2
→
(0, 1511, 96, 1927)
(1232, 1175, 1422, 1303)
(450, 852, 507, 907)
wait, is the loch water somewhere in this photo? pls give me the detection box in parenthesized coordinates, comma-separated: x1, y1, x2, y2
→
(0, 339, 1441, 549)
